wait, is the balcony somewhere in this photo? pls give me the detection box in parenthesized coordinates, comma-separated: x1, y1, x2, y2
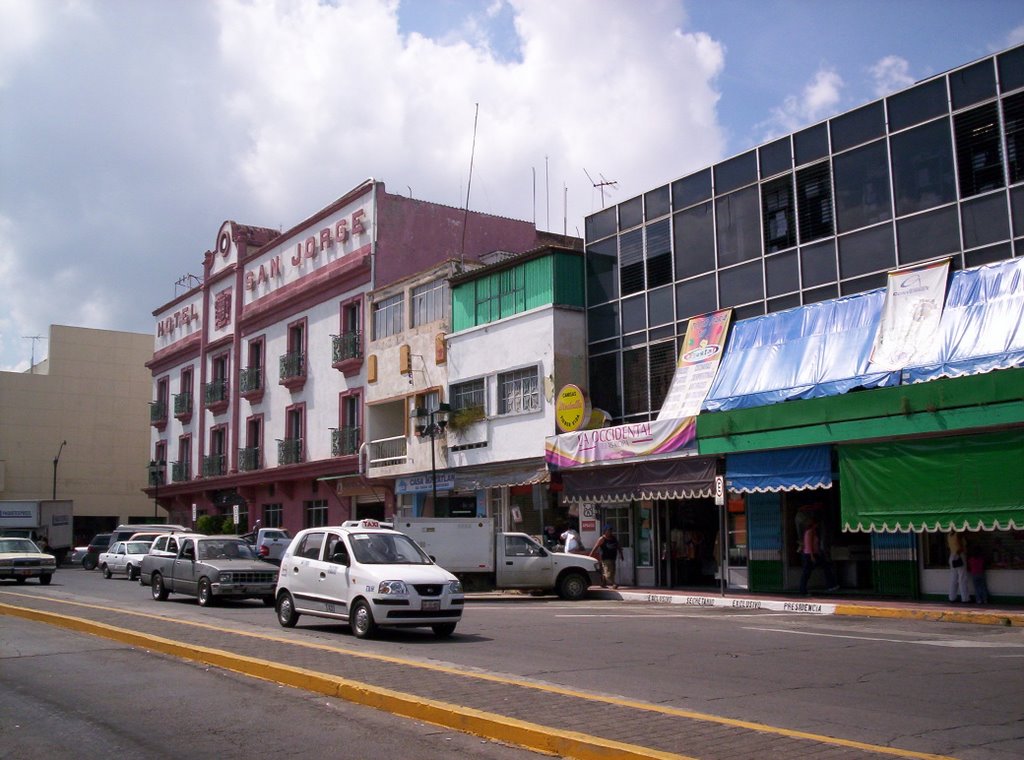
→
(204, 378, 229, 414)
(173, 392, 193, 423)
(239, 366, 264, 403)
(238, 446, 261, 472)
(366, 435, 408, 468)
(279, 351, 307, 391)
(150, 400, 167, 430)
(172, 460, 191, 482)
(331, 427, 361, 457)
(202, 453, 225, 478)
(278, 437, 304, 465)
(332, 331, 363, 376)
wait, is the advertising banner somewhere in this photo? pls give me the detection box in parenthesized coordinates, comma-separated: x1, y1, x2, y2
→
(657, 309, 732, 420)
(870, 259, 950, 370)
(545, 416, 697, 469)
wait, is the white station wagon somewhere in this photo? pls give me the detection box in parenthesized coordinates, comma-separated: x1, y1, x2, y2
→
(275, 520, 464, 638)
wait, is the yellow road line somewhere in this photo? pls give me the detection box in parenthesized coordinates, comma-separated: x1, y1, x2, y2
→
(0, 594, 957, 760)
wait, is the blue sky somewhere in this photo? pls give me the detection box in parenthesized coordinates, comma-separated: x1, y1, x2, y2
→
(1, 0, 1022, 372)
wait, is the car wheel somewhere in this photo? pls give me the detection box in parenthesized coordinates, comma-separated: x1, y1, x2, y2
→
(276, 591, 299, 628)
(102, 564, 112, 579)
(197, 578, 215, 607)
(126, 564, 137, 582)
(431, 623, 457, 638)
(39, 574, 52, 586)
(82, 555, 97, 571)
(557, 571, 589, 601)
(350, 600, 377, 639)
(151, 573, 168, 601)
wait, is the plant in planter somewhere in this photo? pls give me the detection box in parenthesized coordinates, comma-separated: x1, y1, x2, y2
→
(446, 405, 486, 433)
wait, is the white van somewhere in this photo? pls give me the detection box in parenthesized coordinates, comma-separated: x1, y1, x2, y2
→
(274, 520, 464, 639)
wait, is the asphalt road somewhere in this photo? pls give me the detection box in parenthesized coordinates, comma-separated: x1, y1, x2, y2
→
(3, 567, 1024, 759)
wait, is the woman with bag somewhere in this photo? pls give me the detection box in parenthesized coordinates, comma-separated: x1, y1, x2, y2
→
(947, 531, 969, 603)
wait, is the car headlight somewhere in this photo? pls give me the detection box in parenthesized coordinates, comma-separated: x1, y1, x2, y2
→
(218, 572, 233, 583)
(377, 580, 408, 595)
(448, 579, 463, 594)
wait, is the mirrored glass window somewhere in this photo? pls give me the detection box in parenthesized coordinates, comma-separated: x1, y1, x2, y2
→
(675, 275, 717, 320)
(1004, 92, 1024, 184)
(762, 174, 796, 253)
(587, 302, 619, 343)
(891, 118, 956, 216)
(998, 45, 1024, 93)
(647, 285, 674, 327)
(888, 78, 948, 131)
(831, 101, 885, 152)
(715, 186, 761, 266)
(954, 103, 1004, 197)
(619, 196, 644, 230)
(800, 240, 838, 288)
(795, 123, 829, 165)
(950, 59, 996, 110)
(897, 206, 960, 265)
(714, 150, 757, 195)
(765, 250, 799, 296)
(760, 136, 792, 178)
(672, 169, 712, 209)
(621, 293, 647, 334)
(586, 206, 617, 240)
(719, 261, 764, 307)
(673, 202, 715, 278)
(838, 224, 896, 279)
(588, 353, 620, 420)
(834, 140, 892, 233)
(961, 193, 1010, 249)
(585, 237, 618, 305)
(796, 162, 834, 242)
(645, 185, 671, 220)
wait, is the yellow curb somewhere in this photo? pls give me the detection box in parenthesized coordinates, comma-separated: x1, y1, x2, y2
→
(834, 604, 1024, 627)
(0, 602, 691, 760)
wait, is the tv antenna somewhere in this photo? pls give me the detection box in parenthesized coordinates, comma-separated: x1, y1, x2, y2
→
(175, 273, 202, 295)
(584, 168, 618, 208)
(22, 335, 47, 373)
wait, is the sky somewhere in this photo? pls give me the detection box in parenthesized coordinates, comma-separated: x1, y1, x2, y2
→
(1, 0, 1022, 372)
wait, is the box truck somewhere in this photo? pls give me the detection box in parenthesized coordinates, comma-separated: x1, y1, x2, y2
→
(0, 500, 74, 564)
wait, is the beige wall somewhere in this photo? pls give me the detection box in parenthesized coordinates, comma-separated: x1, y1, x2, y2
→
(0, 325, 155, 530)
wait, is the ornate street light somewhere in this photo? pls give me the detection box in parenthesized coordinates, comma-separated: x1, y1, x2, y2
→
(412, 403, 451, 510)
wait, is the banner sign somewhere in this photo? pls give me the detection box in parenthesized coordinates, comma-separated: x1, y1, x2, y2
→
(870, 259, 950, 370)
(657, 309, 732, 420)
(396, 472, 455, 494)
(545, 416, 697, 468)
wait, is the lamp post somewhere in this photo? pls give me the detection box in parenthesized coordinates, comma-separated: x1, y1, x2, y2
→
(148, 459, 165, 519)
(52, 440, 67, 500)
(412, 403, 450, 510)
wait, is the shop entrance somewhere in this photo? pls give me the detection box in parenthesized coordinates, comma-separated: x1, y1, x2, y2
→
(666, 498, 719, 588)
(597, 505, 634, 587)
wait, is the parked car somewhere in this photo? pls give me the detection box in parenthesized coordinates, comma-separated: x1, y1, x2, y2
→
(240, 527, 292, 564)
(82, 532, 114, 570)
(0, 537, 57, 585)
(98, 540, 152, 581)
(140, 534, 278, 607)
(274, 520, 464, 639)
(69, 545, 89, 564)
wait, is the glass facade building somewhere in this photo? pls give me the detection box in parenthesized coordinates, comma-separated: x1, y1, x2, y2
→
(585, 44, 1024, 424)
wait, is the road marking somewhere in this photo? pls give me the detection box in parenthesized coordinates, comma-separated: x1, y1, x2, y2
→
(1, 593, 956, 760)
(745, 626, 1024, 648)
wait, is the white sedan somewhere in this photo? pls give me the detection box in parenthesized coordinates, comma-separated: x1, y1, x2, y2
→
(98, 540, 152, 581)
(0, 537, 57, 585)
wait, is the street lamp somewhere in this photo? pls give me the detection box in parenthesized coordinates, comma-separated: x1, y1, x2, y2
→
(148, 459, 165, 519)
(52, 440, 67, 500)
(412, 403, 450, 510)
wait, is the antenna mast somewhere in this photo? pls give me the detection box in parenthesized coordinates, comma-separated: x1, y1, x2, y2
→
(460, 102, 480, 266)
(22, 335, 46, 373)
(584, 168, 618, 208)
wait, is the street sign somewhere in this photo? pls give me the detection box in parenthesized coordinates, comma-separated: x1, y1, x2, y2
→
(714, 475, 725, 506)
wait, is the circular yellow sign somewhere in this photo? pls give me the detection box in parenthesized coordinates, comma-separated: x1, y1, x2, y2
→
(555, 384, 591, 432)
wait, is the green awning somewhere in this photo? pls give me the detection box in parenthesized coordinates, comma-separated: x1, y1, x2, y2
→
(838, 430, 1024, 532)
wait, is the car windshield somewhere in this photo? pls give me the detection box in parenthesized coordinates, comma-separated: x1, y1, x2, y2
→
(126, 541, 151, 554)
(0, 538, 40, 553)
(197, 539, 257, 561)
(348, 532, 432, 565)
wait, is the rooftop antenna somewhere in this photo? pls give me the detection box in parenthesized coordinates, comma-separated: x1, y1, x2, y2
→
(174, 273, 201, 295)
(459, 102, 480, 267)
(584, 168, 618, 208)
(22, 335, 46, 373)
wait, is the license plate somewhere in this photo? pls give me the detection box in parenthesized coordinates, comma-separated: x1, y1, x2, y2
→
(15, 569, 33, 576)
(422, 600, 440, 611)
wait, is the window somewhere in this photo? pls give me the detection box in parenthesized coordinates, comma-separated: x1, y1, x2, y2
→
(645, 219, 672, 288)
(585, 206, 616, 241)
(618, 195, 643, 230)
(838, 224, 896, 280)
(954, 103, 1004, 197)
(833, 140, 891, 233)
(621, 294, 646, 334)
(715, 186, 761, 266)
(280, 404, 304, 465)
(372, 293, 404, 339)
(950, 59, 996, 110)
(897, 206, 961, 265)
(794, 123, 829, 166)
(296, 530, 325, 558)
(498, 367, 540, 415)
(961, 193, 1010, 249)
(262, 503, 283, 529)
(672, 168, 711, 209)
(766, 250, 800, 296)
(648, 340, 677, 413)
(673, 202, 715, 278)
(796, 162, 834, 243)
(719, 260, 764, 307)
(887, 78, 948, 131)
(619, 228, 644, 295)
(588, 352, 620, 421)
(241, 338, 263, 393)
(411, 278, 447, 327)
(675, 274, 718, 320)
(1004, 92, 1024, 184)
(175, 435, 192, 481)
(762, 174, 796, 253)
(890, 118, 957, 216)
(830, 101, 884, 153)
(799, 240, 837, 288)
(451, 378, 485, 412)
(644, 185, 670, 220)
(241, 416, 261, 471)
(304, 500, 328, 529)
(622, 347, 648, 417)
(714, 150, 757, 195)
(760, 136, 792, 178)
(585, 238, 618, 305)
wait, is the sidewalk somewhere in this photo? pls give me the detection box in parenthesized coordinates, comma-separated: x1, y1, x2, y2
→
(580, 585, 1024, 627)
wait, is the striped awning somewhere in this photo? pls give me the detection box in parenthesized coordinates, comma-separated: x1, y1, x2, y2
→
(726, 446, 832, 494)
(561, 457, 716, 504)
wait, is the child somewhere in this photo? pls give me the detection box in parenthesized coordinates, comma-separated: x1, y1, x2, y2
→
(967, 547, 989, 604)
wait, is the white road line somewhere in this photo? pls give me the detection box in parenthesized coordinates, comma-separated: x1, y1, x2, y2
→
(744, 626, 1024, 648)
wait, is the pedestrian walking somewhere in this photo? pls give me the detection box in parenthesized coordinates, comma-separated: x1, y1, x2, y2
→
(798, 518, 839, 595)
(947, 531, 969, 603)
(590, 524, 623, 589)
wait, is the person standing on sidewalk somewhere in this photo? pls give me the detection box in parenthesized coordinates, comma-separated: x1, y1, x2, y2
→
(966, 545, 988, 604)
(947, 530, 969, 603)
(798, 518, 839, 595)
(591, 524, 623, 589)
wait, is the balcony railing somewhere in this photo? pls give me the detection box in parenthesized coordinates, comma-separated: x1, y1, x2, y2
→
(173, 392, 192, 417)
(367, 435, 408, 467)
(204, 378, 228, 406)
(172, 460, 191, 482)
(150, 400, 167, 424)
(239, 366, 263, 394)
(202, 454, 225, 478)
(280, 352, 305, 381)
(238, 446, 261, 472)
(331, 427, 361, 457)
(278, 437, 304, 465)
(332, 331, 362, 362)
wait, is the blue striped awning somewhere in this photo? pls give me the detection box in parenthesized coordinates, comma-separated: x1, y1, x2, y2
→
(726, 446, 832, 494)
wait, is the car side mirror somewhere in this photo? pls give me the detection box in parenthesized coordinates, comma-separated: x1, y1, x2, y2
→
(331, 550, 350, 566)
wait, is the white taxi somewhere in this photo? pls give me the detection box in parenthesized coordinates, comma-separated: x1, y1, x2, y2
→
(274, 520, 464, 638)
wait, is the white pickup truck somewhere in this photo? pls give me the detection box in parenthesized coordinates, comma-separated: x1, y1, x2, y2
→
(241, 527, 292, 564)
(396, 517, 601, 600)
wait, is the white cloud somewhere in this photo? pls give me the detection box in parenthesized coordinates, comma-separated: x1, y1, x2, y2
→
(869, 55, 914, 98)
(1006, 24, 1024, 47)
(756, 66, 843, 141)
